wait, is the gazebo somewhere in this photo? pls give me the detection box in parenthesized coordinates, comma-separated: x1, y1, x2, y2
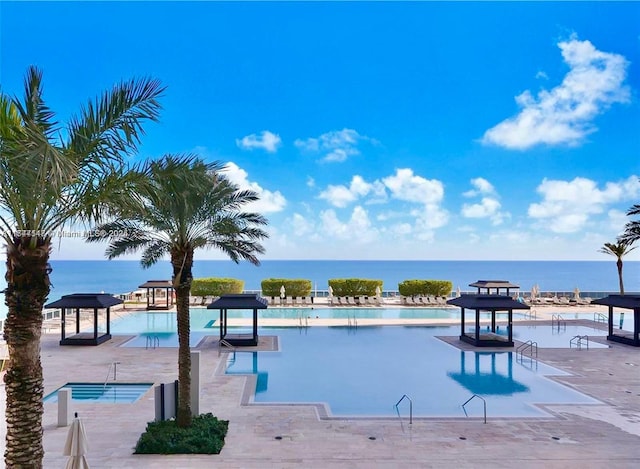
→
(447, 294, 530, 347)
(591, 295, 640, 347)
(469, 280, 520, 296)
(207, 294, 268, 346)
(44, 293, 123, 346)
(138, 280, 174, 310)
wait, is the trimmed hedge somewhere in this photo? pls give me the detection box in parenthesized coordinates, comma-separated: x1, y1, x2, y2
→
(328, 278, 382, 297)
(261, 278, 312, 297)
(191, 278, 244, 296)
(398, 280, 452, 297)
(134, 413, 228, 454)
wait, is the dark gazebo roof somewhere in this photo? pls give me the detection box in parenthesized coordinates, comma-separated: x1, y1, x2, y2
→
(207, 294, 268, 310)
(45, 293, 123, 309)
(138, 280, 173, 289)
(469, 280, 519, 290)
(447, 294, 530, 310)
(591, 295, 640, 308)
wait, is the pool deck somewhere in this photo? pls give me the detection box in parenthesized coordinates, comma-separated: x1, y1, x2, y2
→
(2, 304, 640, 468)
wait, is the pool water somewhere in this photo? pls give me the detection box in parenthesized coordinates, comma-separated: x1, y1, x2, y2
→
(109, 308, 526, 333)
(44, 383, 153, 403)
(225, 326, 602, 418)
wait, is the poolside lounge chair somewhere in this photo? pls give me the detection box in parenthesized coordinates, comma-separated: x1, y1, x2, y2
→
(304, 296, 313, 306)
(405, 296, 416, 306)
(346, 296, 356, 306)
(295, 297, 303, 306)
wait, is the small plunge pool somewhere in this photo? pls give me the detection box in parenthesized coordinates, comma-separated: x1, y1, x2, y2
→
(44, 382, 153, 404)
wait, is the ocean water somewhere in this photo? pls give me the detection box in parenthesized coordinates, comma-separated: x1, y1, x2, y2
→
(1, 260, 639, 320)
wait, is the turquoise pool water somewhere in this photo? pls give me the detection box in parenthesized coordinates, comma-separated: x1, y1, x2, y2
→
(109, 308, 526, 333)
(225, 326, 603, 418)
(44, 383, 153, 403)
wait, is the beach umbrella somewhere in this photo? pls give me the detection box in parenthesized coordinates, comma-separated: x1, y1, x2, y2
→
(328, 285, 333, 298)
(573, 287, 581, 300)
(456, 286, 461, 297)
(375, 285, 382, 297)
(280, 285, 286, 299)
(64, 412, 90, 469)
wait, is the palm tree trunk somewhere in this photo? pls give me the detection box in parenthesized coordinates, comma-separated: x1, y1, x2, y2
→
(617, 258, 625, 295)
(171, 247, 194, 427)
(3, 237, 51, 468)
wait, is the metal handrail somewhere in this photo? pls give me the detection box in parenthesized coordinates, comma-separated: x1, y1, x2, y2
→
(552, 314, 566, 329)
(145, 335, 160, 349)
(103, 361, 120, 389)
(593, 313, 607, 323)
(524, 309, 537, 320)
(461, 394, 487, 424)
(570, 335, 589, 350)
(394, 394, 413, 425)
(516, 340, 538, 362)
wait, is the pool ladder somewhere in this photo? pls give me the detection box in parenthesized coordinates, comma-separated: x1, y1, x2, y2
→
(593, 313, 607, 324)
(570, 335, 589, 350)
(394, 394, 413, 428)
(461, 394, 487, 424)
(146, 335, 160, 349)
(104, 361, 120, 389)
(552, 314, 566, 331)
(516, 340, 538, 364)
(347, 315, 358, 330)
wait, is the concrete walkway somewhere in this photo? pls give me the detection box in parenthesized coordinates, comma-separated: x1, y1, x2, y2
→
(1, 313, 640, 468)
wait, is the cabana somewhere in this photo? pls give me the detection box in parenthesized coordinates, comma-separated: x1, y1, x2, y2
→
(469, 280, 520, 296)
(591, 295, 640, 347)
(207, 294, 268, 346)
(138, 280, 174, 310)
(447, 294, 530, 347)
(44, 293, 122, 346)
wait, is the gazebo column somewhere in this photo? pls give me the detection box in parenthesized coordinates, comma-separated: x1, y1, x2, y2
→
(608, 306, 614, 337)
(93, 308, 98, 339)
(76, 308, 80, 334)
(253, 308, 258, 342)
(106, 307, 111, 335)
(635, 309, 640, 343)
(491, 311, 496, 332)
(475, 309, 480, 344)
(508, 309, 513, 344)
(460, 308, 465, 338)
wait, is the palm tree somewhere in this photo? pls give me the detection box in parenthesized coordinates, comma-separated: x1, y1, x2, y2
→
(87, 154, 268, 427)
(599, 240, 636, 295)
(0, 66, 163, 468)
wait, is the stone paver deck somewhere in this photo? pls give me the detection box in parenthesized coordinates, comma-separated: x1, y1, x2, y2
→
(1, 306, 639, 468)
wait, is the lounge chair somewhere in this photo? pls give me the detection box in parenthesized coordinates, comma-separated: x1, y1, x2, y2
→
(304, 296, 313, 306)
(346, 296, 356, 306)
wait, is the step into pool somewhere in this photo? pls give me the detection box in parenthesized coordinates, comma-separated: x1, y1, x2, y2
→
(44, 383, 153, 404)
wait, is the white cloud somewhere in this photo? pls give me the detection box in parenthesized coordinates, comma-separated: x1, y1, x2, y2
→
(528, 176, 640, 233)
(461, 178, 508, 225)
(319, 206, 378, 242)
(463, 177, 495, 197)
(223, 162, 287, 213)
(294, 128, 375, 163)
(236, 130, 281, 153)
(318, 175, 385, 208)
(482, 36, 630, 150)
(382, 168, 444, 204)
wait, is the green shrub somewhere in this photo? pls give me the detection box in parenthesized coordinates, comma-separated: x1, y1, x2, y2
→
(398, 280, 452, 297)
(261, 278, 312, 297)
(191, 278, 243, 296)
(328, 278, 382, 296)
(134, 413, 229, 454)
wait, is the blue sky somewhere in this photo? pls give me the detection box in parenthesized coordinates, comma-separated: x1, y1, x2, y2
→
(2, 1, 640, 261)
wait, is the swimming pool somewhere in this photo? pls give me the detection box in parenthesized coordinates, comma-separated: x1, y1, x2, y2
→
(225, 326, 603, 418)
(109, 308, 526, 333)
(44, 383, 153, 404)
